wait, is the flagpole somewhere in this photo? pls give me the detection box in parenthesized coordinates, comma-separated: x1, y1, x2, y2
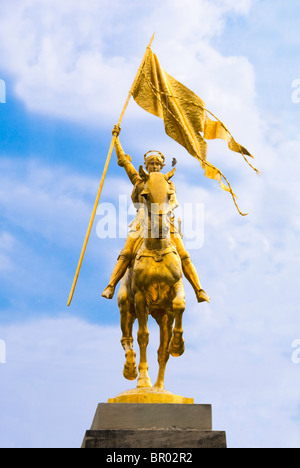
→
(67, 33, 155, 307)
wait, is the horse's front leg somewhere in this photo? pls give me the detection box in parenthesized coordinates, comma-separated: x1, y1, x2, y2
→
(118, 280, 137, 381)
(169, 280, 186, 357)
(135, 291, 152, 388)
(153, 309, 173, 390)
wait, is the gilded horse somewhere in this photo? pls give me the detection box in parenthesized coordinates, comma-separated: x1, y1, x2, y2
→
(117, 168, 185, 390)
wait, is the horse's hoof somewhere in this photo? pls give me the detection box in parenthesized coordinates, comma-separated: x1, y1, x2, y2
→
(154, 382, 164, 391)
(169, 330, 185, 357)
(102, 285, 115, 300)
(137, 376, 152, 388)
(123, 350, 138, 381)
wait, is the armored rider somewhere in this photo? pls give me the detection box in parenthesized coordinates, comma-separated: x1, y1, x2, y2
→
(102, 125, 210, 304)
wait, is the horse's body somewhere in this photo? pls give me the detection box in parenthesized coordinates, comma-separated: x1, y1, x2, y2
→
(117, 170, 186, 390)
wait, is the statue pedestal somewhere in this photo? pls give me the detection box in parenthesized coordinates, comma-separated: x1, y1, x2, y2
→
(81, 390, 227, 448)
(107, 387, 194, 404)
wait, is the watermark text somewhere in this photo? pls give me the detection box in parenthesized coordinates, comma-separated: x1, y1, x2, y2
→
(0, 339, 6, 364)
(292, 79, 300, 104)
(291, 339, 300, 364)
(96, 196, 205, 250)
(0, 79, 6, 104)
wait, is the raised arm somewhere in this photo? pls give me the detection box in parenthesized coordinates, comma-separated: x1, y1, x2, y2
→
(112, 125, 140, 186)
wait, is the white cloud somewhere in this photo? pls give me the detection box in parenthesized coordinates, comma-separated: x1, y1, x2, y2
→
(0, 314, 299, 448)
(0, 231, 15, 274)
(1, 0, 300, 449)
(0, 317, 122, 448)
(0, 0, 255, 126)
(0, 154, 299, 448)
(0, 157, 129, 248)
(0, 156, 133, 306)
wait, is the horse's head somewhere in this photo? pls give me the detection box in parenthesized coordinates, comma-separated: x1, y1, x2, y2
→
(139, 166, 176, 239)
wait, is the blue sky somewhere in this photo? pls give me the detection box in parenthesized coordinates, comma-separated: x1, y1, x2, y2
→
(0, 0, 300, 448)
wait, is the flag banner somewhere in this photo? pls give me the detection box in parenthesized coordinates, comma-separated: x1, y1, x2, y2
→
(132, 49, 259, 215)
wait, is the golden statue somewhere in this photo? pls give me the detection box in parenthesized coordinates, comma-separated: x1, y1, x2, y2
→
(102, 126, 209, 305)
(101, 125, 209, 391)
(67, 35, 258, 401)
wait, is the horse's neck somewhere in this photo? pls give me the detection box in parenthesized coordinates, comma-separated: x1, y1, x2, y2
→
(144, 236, 171, 251)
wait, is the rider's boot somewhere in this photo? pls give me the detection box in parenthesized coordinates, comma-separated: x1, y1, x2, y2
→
(102, 255, 131, 299)
(181, 257, 210, 303)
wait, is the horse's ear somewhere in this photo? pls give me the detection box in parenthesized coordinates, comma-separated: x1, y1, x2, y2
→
(139, 165, 149, 182)
(164, 167, 176, 180)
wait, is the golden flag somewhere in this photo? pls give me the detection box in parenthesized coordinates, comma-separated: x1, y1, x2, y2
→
(132, 49, 259, 215)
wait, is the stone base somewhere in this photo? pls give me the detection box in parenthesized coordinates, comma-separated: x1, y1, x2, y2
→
(83, 429, 226, 448)
(81, 402, 227, 448)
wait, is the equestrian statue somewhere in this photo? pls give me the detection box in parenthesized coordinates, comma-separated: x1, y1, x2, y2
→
(68, 36, 258, 399)
(102, 125, 209, 390)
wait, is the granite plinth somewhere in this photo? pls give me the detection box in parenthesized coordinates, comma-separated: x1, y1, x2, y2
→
(81, 402, 227, 448)
(83, 429, 227, 448)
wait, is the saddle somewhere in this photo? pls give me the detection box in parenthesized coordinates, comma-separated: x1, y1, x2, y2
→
(136, 245, 178, 263)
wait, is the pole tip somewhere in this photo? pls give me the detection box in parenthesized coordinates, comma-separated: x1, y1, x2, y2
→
(149, 32, 155, 48)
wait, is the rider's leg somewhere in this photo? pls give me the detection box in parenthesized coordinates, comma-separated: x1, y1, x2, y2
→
(102, 252, 131, 299)
(102, 235, 142, 299)
(182, 257, 210, 303)
(171, 233, 210, 303)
